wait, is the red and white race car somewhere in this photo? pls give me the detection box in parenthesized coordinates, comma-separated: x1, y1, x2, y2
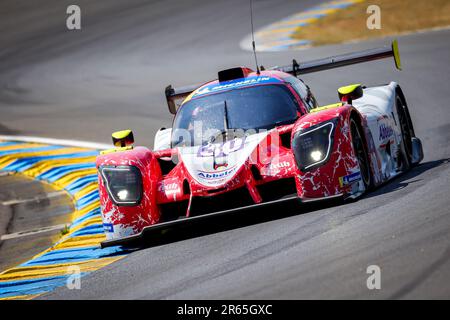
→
(97, 40, 423, 247)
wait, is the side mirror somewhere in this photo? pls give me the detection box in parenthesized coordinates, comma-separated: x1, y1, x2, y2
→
(338, 84, 363, 104)
(154, 127, 172, 151)
(112, 129, 134, 147)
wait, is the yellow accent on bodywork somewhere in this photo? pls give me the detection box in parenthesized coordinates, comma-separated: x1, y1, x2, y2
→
(182, 89, 198, 105)
(100, 146, 133, 155)
(339, 176, 344, 188)
(392, 39, 402, 70)
(112, 130, 132, 140)
(338, 84, 362, 96)
(310, 102, 344, 113)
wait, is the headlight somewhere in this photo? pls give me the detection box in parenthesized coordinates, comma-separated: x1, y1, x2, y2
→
(292, 118, 338, 171)
(99, 166, 143, 206)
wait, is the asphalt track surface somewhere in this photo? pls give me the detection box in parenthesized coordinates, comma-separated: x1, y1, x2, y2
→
(0, 175, 73, 272)
(0, 0, 449, 299)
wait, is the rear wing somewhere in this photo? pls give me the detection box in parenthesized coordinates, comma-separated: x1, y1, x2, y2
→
(165, 40, 401, 114)
(272, 39, 401, 76)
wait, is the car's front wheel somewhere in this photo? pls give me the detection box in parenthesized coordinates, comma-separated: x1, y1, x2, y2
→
(350, 118, 372, 189)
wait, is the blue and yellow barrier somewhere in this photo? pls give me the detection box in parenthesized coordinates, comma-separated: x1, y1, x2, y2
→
(240, 0, 365, 52)
(0, 140, 127, 299)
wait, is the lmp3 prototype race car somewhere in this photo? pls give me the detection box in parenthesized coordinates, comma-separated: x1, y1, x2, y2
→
(97, 40, 423, 247)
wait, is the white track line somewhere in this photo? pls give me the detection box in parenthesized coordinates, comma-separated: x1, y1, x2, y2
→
(0, 135, 111, 150)
(1, 191, 67, 206)
(1, 224, 67, 241)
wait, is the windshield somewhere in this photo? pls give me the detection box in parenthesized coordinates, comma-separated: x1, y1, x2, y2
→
(171, 84, 300, 147)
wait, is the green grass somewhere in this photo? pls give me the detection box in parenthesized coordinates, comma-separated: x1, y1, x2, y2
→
(60, 225, 70, 236)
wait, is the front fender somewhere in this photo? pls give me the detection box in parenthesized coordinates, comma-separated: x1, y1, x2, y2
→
(96, 147, 162, 240)
(292, 105, 365, 199)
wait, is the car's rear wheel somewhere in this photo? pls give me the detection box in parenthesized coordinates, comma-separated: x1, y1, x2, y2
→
(350, 118, 371, 188)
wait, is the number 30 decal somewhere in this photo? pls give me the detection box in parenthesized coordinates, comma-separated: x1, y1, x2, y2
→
(197, 138, 246, 157)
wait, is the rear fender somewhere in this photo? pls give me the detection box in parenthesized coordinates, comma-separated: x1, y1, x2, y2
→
(353, 82, 403, 184)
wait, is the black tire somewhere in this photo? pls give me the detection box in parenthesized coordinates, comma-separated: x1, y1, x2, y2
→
(396, 94, 413, 171)
(350, 118, 371, 189)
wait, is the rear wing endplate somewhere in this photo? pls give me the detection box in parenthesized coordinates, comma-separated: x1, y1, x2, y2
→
(165, 83, 203, 115)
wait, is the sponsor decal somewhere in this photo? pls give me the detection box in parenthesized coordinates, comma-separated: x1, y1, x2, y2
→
(158, 182, 179, 193)
(269, 161, 290, 171)
(213, 161, 228, 170)
(193, 76, 280, 97)
(103, 223, 114, 233)
(197, 166, 237, 180)
(339, 171, 362, 187)
(379, 123, 394, 141)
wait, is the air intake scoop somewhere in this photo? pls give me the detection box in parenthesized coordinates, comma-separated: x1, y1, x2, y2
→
(218, 67, 254, 82)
